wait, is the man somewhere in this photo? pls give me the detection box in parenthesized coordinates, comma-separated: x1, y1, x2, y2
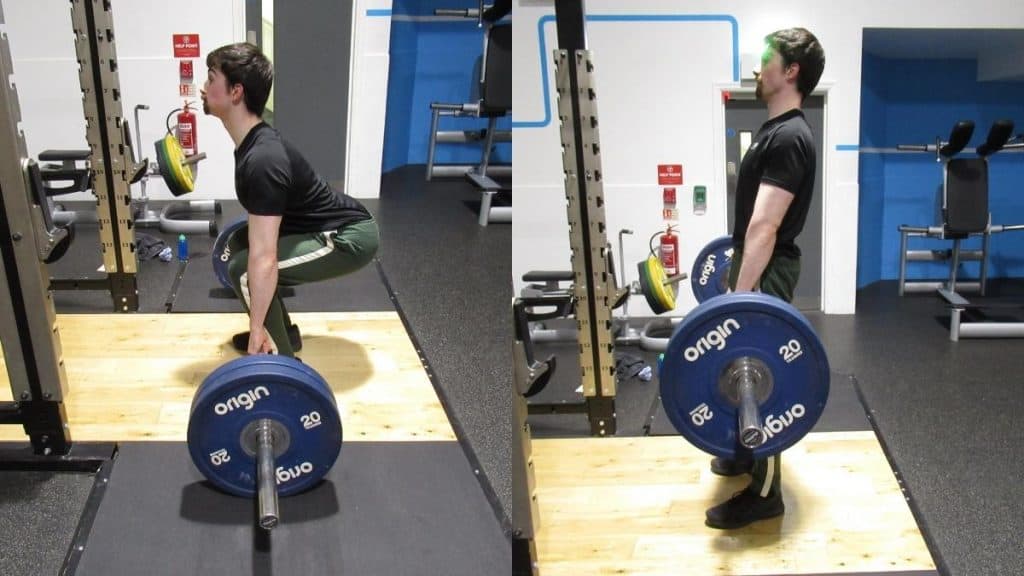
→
(705, 28, 825, 530)
(201, 43, 379, 357)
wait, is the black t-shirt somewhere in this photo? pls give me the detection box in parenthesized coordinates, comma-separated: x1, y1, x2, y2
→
(234, 122, 371, 235)
(732, 108, 816, 259)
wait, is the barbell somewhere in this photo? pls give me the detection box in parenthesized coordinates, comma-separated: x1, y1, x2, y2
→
(187, 355, 342, 529)
(636, 235, 736, 314)
(659, 292, 830, 459)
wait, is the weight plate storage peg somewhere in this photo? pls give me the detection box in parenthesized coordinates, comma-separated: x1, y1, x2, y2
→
(659, 293, 830, 459)
(691, 235, 735, 303)
(187, 355, 343, 498)
(211, 216, 247, 289)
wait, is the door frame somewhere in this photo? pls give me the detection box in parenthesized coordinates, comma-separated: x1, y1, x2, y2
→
(711, 81, 835, 311)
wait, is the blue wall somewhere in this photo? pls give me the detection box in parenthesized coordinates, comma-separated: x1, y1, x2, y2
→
(857, 54, 1024, 288)
(857, 53, 887, 288)
(382, 0, 511, 172)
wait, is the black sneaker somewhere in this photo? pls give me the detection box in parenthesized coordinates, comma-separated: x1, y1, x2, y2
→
(232, 324, 303, 352)
(705, 488, 784, 529)
(710, 456, 753, 477)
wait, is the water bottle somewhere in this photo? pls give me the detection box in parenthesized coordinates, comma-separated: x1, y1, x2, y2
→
(177, 234, 188, 261)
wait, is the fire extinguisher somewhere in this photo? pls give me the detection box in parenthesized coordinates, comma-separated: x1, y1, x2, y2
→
(173, 101, 197, 157)
(659, 225, 679, 276)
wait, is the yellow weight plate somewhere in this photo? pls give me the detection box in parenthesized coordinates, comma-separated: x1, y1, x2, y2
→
(158, 134, 195, 195)
(638, 256, 675, 314)
(646, 256, 676, 312)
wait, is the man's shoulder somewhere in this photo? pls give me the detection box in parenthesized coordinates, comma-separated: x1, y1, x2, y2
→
(766, 118, 813, 154)
(240, 135, 288, 171)
(775, 114, 813, 140)
(248, 128, 287, 154)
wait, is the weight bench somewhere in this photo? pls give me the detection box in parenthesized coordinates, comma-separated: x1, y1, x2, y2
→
(513, 295, 563, 398)
(520, 249, 632, 345)
(896, 120, 991, 295)
(900, 119, 1024, 340)
(466, 22, 511, 226)
(514, 278, 629, 406)
(425, 17, 511, 226)
(520, 270, 589, 344)
(23, 160, 75, 263)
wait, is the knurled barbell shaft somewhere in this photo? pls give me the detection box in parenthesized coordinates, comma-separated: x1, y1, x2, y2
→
(738, 374, 766, 449)
(256, 418, 279, 529)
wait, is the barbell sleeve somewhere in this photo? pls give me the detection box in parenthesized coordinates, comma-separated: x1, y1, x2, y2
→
(435, 8, 476, 17)
(182, 152, 207, 166)
(662, 273, 688, 286)
(737, 376, 766, 449)
(256, 419, 279, 529)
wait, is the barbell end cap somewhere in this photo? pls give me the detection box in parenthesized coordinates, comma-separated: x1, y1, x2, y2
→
(259, 515, 279, 530)
(740, 427, 766, 449)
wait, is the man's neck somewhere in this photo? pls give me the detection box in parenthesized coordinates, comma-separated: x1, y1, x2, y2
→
(222, 112, 264, 149)
(767, 91, 803, 121)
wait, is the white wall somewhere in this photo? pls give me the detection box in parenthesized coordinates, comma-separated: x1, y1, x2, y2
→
(2, 0, 392, 201)
(346, 0, 392, 199)
(512, 0, 1024, 315)
(3, 0, 244, 201)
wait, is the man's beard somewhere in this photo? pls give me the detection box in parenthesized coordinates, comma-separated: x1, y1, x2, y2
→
(202, 100, 210, 115)
(755, 81, 764, 101)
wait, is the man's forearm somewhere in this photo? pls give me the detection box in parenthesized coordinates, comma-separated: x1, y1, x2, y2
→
(246, 255, 278, 328)
(734, 223, 777, 292)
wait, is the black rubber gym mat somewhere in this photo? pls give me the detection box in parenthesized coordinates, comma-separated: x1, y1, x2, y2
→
(75, 442, 508, 576)
(831, 280, 1024, 576)
(646, 372, 871, 436)
(374, 166, 511, 533)
(0, 470, 96, 576)
(739, 571, 937, 576)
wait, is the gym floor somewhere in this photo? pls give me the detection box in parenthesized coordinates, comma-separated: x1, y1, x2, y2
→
(527, 280, 1024, 576)
(0, 166, 511, 576)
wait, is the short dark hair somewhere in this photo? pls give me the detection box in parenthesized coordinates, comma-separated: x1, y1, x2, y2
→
(206, 43, 273, 116)
(766, 28, 825, 99)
